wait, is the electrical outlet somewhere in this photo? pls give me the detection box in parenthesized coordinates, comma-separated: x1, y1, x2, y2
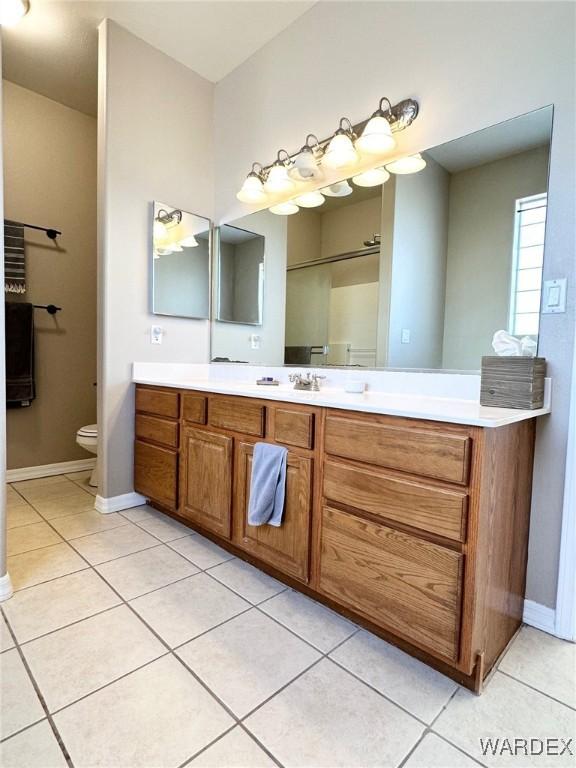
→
(401, 329, 411, 344)
(542, 278, 567, 314)
(151, 325, 163, 344)
(250, 334, 261, 350)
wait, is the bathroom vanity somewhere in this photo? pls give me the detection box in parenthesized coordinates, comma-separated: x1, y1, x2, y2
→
(133, 378, 544, 692)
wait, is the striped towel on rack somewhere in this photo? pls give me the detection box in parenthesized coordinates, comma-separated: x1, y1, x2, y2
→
(4, 220, 26, 294)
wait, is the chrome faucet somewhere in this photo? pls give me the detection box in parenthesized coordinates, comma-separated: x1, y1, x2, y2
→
(289, 372, 326, 391)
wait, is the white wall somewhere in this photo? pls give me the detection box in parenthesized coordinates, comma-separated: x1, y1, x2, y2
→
(387, 157, 449, 368)
(214, 1, 576, 609)
(98, 21, 214, 498)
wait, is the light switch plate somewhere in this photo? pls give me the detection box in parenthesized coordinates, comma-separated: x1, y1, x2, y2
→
(542, 278, 567, 314)
(401, 329, 411, 344)
(151, 325, 163, 344)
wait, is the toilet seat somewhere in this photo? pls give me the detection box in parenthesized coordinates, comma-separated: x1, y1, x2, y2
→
(77, 424, 98, 438)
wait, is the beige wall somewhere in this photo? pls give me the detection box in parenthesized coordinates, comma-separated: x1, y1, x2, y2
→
(3, 81, 97, 469)
(214, 1, 575, 609)
(320, 196, 381, 260)
(442, 146, 550, 369)
(99, 21, 214, 498)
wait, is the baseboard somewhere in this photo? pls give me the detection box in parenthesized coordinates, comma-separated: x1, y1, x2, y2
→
(95, 491, 147, 514)
(523, 599, 556, 635)
(0, 573, 14, 602)
(6, 458, 97, 483)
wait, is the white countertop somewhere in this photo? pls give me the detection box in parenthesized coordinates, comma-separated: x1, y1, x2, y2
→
(132, 365, 551, 428)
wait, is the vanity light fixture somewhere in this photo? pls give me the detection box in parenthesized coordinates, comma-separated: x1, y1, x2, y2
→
(264, 151, 295, 194)
(322, 118, 358, 169)
(321, 181, 353, 197)
(0, 0, 29, 26)
(179, 234, 199, 248)
(236, 163, 267, 203)
(385, 153, 427, 174)
(269, 201, 300, 215)
(293, 191, 325, 208)
(356, 98, 396, 156)
(352, 167, 390, 187)
(289, 135, 324, 181)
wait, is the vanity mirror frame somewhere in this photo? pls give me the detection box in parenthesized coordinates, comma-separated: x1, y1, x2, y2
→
(150, 201, 213, 321)
(211, 106, 554, 373)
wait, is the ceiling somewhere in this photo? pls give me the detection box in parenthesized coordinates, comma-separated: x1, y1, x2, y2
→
(2, 0, 315, 116)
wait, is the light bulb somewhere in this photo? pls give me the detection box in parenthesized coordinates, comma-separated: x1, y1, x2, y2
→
(356, 115, 396, 155)
(293, 191, 325, 208)
(385, 153, 427, 174)
(0, 0, 29, 26)
(321, 181, 353, 198)
(265, 163, 295, 194)
(269, 202, 299, 216)
(179, 234, 199, 248)
(322, 133, 358, 169)
(237, 172, 267, 203)
(288, 148, 322, 181)
(352, 167, 390, 188)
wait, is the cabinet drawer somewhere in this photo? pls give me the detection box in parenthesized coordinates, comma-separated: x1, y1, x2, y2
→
(182, 393, 207, 425)
(272, 408, 314, 449)
(325, 415, 471, 485)
(135, 414, 179, 449)
(134, 440, 177, 511)
(135, 387, 179, 419)
(319, 506, 463, 660)
(209, 397, 265, 436)
(324, 460, 467, 542)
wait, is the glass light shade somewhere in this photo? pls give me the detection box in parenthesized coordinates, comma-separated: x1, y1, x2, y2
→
(356, 115, 396, 155)
(153, 219, 168, 240)
(269, 202, 299, 216)
(322, 133, 358, 169)
(0, 0, 28, 26)
(293, 191, 325, 208)
(321, 181, 353, 198)
(385, 153, 427, 174)
(179, 234, 199, 248)
(352, 167, 390, 188)
(288, 149, 322, 181)
(264, 163, 295, 194)
(236, 173, 267, 203)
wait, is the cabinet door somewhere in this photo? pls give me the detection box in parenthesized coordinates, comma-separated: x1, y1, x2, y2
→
(234, 441, 312, 582)
(180, 427, 233, 539)
(134, 440, 178, 511)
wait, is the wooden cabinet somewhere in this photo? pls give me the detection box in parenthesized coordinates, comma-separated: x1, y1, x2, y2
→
(134, 385, 537, 693)
(233, 441, 312, 582)
(179, 426, 233, 539)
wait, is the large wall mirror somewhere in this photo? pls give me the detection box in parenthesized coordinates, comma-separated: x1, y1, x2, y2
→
(151, 202, 211, 319)
(215, 224, 264, 325)
(212, 107, 552, 370)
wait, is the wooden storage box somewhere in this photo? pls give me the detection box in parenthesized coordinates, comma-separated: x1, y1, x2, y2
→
(480, 356, 546, 409)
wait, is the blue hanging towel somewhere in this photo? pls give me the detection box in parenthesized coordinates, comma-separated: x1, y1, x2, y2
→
(247, 442, 288, 527)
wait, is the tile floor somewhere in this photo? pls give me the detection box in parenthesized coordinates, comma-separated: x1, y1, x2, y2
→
(1, 473, 575, 768)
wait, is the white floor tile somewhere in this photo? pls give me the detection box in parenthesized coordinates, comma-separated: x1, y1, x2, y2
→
(23, 605, 166, 711)
(95, 544, 199, 600)
(30, 492, 96, 520)
(499, 626, 576, 708)
(7, 522, 63, 556)
(189, 727, 276, 767)
(245, 658, 424, 767)
(54, 655, 234, 768)
(119, 504, 162, 523)
(16, 481, 88, 504)
(13, 476, 73, 491)
(169, 533, 235, 569)
(261, 589, 357, 652)
(66, 471, 97, 497)
(403, 733, 479, 767)
(1, 613, 15, 652)
(69, 522, 159, 565)
(8, 542, 88, 591)
(0, 720, 68, 768)
(0, 649, 45, 739)
(49, 509, 129, 540)
(434, 671, 576, 767)
(208, 558, 286, 604)
(7, 504, 42, 529)
(130, 572, 249, 648)
(178, 609, 321, 717)
(2, 569, 121, 643)
(132, 512, 194, 542)
(330, 630, 458, 723)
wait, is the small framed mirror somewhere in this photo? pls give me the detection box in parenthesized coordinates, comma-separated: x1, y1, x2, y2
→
(216, 224, 265, 325)
(151, 202, 211, 319)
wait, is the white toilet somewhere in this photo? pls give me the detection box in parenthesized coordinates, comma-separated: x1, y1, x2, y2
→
(76, 424, 98, 487)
